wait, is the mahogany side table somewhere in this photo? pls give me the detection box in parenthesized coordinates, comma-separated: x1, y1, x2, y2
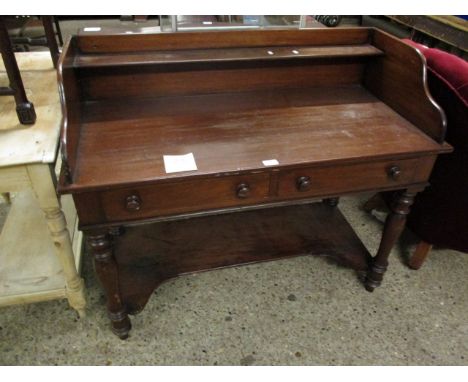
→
(57, 28, 450, 337)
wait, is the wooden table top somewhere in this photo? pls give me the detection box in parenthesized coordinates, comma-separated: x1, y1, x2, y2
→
(0, 52, 61, 167)
(71, 85, 445, 191)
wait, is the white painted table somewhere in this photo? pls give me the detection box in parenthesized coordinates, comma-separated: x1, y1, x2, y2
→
(0, 52, 86, 316)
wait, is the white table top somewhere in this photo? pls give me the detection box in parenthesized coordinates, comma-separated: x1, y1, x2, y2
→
(0, 52, 61, 167)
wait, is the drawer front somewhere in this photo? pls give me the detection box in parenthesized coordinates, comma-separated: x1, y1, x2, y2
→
(100, 173, 270, 222)
(277, 157, 435, 198)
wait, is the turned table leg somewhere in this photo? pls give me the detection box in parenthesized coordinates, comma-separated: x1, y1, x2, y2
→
(27, 164, 86, 316)
(87, 231, 131, 339)
(365, 189, 417, 292)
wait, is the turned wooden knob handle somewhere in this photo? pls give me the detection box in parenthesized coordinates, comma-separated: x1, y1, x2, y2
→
(236, 183, 250, 199)
(125, 194, 141, 211)
(388, 166, 401, 180)
(296, 176, 311, 191)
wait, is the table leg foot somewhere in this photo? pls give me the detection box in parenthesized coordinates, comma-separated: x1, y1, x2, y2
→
(65, 276, 87, 317)
(114, 329, 130, 340)
(109, 308, 132, 340)
(365, 263, 387, 291)
(77, 309, 86, 319)
(16, 102, 36, 124)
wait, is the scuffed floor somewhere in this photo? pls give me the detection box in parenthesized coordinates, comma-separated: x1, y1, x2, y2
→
(0, 194, 467, 365)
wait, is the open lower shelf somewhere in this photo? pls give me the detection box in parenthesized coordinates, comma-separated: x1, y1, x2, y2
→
(74, 44, 384, 68)
(113, 202, 372, 313)
(73, 85, 443, 190)
(0, 190, 83, 306)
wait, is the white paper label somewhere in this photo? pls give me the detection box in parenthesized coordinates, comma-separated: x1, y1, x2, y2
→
(163, 153, 198, 173)
(83, 27, 101, 32)
(262, 159, 279, 166)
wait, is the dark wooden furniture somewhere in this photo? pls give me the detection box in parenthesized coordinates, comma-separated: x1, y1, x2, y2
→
(398, 40, 468, 269)
(57, 28, 450, 338)
(0, 17, 36, 124)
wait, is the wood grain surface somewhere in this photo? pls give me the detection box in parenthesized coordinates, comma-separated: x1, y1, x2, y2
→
(77, 28, 372, 52)
(75, 44, 383, 68)
(68, 86, 445, 191)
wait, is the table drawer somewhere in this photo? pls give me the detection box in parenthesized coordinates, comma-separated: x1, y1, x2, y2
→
(100, 172, 270, 222)
(277, 157, 435, 198)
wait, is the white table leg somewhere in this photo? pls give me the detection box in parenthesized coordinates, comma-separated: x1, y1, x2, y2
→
(26, 164, 86, 317)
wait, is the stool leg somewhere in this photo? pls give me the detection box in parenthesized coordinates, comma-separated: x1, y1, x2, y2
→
(408, 240, 432, 270)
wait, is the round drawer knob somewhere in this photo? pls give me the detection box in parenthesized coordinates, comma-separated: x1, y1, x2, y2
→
(296, 176, 311, 191)
(388, 166, 401, 180)
(125, 194, 141, 211)
(236, 183, 250, 199)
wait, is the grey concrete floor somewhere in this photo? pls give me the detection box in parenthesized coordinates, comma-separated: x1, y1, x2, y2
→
(0, 194, 467, 365)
